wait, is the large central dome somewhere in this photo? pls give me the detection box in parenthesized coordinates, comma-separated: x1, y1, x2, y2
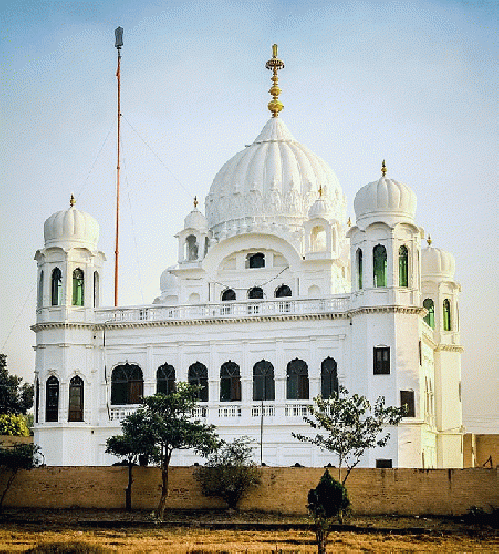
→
(205, 118, 345, 239)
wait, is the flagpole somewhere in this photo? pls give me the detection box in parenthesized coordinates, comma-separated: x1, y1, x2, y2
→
(114, 27, 123, 306)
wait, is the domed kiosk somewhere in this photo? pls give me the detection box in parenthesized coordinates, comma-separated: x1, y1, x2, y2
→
(32, 46, 463, 470)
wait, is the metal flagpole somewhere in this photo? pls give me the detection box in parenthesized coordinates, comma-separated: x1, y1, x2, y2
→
(114, 27, 123, 306)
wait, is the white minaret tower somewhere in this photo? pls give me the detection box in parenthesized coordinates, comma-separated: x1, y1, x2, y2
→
(33, 195, 106, 465)
(347, 162, 426, 468)
(422, 237, 463, 468)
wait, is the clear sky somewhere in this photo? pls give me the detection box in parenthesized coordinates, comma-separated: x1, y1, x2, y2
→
(1, 1, 497, 432)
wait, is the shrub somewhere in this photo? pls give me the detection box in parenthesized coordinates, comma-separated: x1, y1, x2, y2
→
(0, 413, 30, 436)
(195, 437, 261, 510)
(308, 469, 350, 554)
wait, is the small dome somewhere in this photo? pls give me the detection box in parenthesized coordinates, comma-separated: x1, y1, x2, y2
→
(308, 196, 329, 219)
(205, 117, 344, 235)
(184, 208, 208, 231)
(354, 176, 416, 227)
(422, 247, 455, 279)
(44, 205, 99, 249)
(160, 267, 180, 294)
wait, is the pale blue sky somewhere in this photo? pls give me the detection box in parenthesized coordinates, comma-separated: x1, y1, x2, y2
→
(1, 1, 497, 431)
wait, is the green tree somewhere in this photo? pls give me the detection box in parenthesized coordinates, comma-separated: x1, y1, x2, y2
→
(0, 354, 34, 415)
(108, 384, 220, 519)
(195, 437, 261, 510)
(308, 469, 350, 554)
(0, 443, 42, 512)
(105, 411, 156, 512)
(0, 413, 30, 436)
(293, 387, 405, 485)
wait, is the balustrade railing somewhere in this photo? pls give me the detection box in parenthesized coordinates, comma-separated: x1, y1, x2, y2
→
(96, 296, 350, 324)
(108, 401, 313, 422)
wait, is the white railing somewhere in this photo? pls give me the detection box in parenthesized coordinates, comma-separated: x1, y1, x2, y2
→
(96, 296, 350, 324)
(109, 405, 138, 421)
(192, 405, 208, 419)
(284, 404, 311, 417)
(251, 405, 275, 417)
(218, 404, 242, 417)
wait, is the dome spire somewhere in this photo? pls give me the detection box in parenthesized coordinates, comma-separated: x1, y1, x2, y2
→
(265, 44, 285, 118)
(427, 234, 432, 246)
(70, 193, 76, 208)
(381, 159, 387, 177)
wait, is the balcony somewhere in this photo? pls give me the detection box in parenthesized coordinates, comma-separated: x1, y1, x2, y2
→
(96, 295, 350, 324)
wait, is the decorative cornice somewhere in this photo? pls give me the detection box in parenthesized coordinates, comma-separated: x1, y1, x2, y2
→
(31, 322, 95, 332)
(435, 344, 463, 353)
(31, 305, 427, 333)
(349, 305, 426, 317)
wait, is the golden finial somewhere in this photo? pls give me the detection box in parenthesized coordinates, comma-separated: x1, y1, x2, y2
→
(193, 196, 199, 209)
(265, 44, 285, 118)
(318, 185, 323, 198)
(381, 159, 387, 177)
(70, 193, 76, 208)
(347, 217, 351, 227)
(427, 234, 432, 246)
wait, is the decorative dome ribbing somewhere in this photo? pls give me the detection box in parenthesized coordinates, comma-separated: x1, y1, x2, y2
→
(205, 117, 344, 237)
(44, 197, 99, 249)
(354, 163, 417, 227)
(422, 246, 455, 279)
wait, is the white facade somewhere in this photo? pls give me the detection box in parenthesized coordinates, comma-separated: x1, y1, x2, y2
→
(32, 116, 463, 469)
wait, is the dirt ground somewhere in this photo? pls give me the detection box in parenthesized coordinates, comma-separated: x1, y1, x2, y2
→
(0, 510, 497, 553)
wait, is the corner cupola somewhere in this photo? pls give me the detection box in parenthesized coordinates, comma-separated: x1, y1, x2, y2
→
(44, 194, 99, 250)
(422, 238, 455, 280)
(354, 160, 416, 229)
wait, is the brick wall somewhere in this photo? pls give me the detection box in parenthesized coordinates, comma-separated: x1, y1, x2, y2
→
(1, 466, 497, 515)
(463, 434, 499, 468)
(0, 435, 33, 447)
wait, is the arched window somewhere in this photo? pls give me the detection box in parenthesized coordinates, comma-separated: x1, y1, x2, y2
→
(72, 268, 84, 306)
(287, 358, 309, 400)
(35, 378, 39, 424)
(94, 272, 99, 308)
(247, 252, 265, 269)
(399, 245, 409, 287)
(204, 237, 209, 257)
(68, 375, 84, 422)
(310, 226, 326, 252)
(275, 284, 292, 298)
(423, 299, 435, 329)
(321, 357, 338, 398)
(253, 360, 275, 401)
(356, 249, 363, 290)
(308, 285, 321, 297)
(373, 245, 387, 287)
(111, 363, 143, 405)
(185, 235, 198, 261)
(220, 361, 241, 402)
(188, 362, 208, 402)
(248, 287, 264, 300)
(157, 363, 175, 395)
(443, 299, 452, 331)
(221, 289, 236, 301)
(51, 268, 62, 306)
(45, 376, 59, 422)
(37, 271, 44, 309)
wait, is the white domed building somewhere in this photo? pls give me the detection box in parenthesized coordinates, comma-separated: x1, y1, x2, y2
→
(32, 49, 463, 468)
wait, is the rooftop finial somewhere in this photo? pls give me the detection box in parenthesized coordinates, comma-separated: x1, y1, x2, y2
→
(265, 44, 285, 118)
(193, 196, 199, 209)
(347, 217, 352, 227)
(427, 234, 432, 246)
(381, 159, 387, 177)
(70, 193, 76, 208)
(318, 185, 323, 198)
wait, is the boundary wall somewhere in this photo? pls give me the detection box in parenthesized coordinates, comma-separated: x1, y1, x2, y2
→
(1, 467, 498, 515)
